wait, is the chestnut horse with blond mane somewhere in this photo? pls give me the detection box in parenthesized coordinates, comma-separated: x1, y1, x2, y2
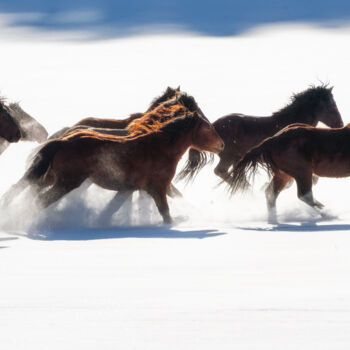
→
(48, 87, 200, 199)
(3, 95, 223, 224)
(226, 122, 350, 222)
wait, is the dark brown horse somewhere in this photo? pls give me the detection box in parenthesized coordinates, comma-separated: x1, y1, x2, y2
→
(178, 85, 343, 183)
(0, 99, 21, 147)
(3, 111, 223, 224)
(226, 122, 350, 222)
(9, 103, 48, 143)
(0, 102, 48, 154)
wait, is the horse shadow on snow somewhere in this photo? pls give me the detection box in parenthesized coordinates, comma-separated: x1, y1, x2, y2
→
(22, 226, 226, 241)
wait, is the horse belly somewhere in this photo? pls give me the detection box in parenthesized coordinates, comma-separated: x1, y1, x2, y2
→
(90, 165, 130, 191)
(314, 159, 350, 178)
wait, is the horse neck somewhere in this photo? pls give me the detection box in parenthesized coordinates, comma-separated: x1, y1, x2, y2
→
(155, 124, 195, 162)
(272, 108, 317, 129)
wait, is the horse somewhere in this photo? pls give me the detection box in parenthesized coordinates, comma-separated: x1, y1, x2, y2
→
(9, 103, 48, 142)
(47, 87, 198, 199)
(0, 99, 21, 148)
(48, 113, 143, 139)
(177, 85, 343, 184)
(48, 86, 182, 139)
(225, 122, 350, 222)
(0, 102, 48, 154)
(3, 112, 223, 224)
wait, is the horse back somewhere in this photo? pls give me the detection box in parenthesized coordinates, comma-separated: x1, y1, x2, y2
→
(74, 113, 142, 129)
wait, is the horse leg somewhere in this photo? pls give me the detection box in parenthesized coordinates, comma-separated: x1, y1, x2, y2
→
(214, 156, 233, 183)
(97, 190, 133, 225)
(166, 183, 183, 198)
(295, 174, 325, 212)
(265, 171, 292, 223)
(0, 178, 32, 208)
(37, 179, 84, 209)
(148, 187, 171, 224)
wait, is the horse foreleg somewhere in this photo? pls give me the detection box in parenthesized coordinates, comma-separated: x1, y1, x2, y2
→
(265, 171, 292, 223)
(148, 187, 171, 224)
(166, 183, 183, 198)
(97, 190, 133, 225)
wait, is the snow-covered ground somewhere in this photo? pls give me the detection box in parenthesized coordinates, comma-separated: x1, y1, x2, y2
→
(1, 22, 350, 349)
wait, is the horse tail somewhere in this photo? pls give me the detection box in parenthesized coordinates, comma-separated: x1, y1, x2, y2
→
(226, 140, 275, 194)
(0, 139, 64, 206)
(24, 139, 64, 182)
(176, 148, 214, 183)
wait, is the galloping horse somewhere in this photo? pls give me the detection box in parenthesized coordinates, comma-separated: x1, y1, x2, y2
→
(3, 112, 223, 224)
(0, 102, 48, 154)
(48, 87, 200, 198)
(9, 103, 48, 142)
(49, 86, 182, 139)
(177, 85, 343, 183)
(0, 99, 21, 145)
(226, 123, 350, 222)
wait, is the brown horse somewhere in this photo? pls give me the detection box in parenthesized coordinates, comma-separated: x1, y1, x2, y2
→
(177, 85, 343, 183)
(226, 122, 350, 222)
(48, 86, 182, 139)
(4, 112, 223, 224)
(48, 87, 201, 199)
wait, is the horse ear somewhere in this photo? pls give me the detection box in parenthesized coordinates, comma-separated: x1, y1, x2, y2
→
(176, 86, 180, 91)
(329, 86, 334, 92)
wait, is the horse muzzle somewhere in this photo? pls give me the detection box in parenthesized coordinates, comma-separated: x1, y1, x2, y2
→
(214, 141, 225, 154)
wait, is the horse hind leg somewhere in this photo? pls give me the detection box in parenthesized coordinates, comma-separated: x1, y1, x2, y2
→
(265, 171, 292, 223)
(214, 156, 233, 183)
(0, 178, 31, 208)
(295, 174, 325, 214)
(37, 178, 84, 210)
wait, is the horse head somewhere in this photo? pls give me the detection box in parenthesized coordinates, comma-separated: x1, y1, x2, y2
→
(9, 103, 48, 143)
(191, 112, 224, 154)
(0, 100, 21, 143)
(314, 87, 343, 128)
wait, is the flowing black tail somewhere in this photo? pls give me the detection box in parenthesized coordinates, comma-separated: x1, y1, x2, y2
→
(226, 141, 275, 194)
(1, 139, 64, 205)
(176, 148, 214, 183)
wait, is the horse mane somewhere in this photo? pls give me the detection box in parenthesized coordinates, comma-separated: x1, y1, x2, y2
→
(63, 112, 198, 145)
(154, 112, 198, 142)
(8, 102, 21, 110)
(0, 96, 7, 108)
(273, 84, 333, 117)
(147, 86, 180, 112)
(146, 86, 202, 115)
(174, 93, 201, 112)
